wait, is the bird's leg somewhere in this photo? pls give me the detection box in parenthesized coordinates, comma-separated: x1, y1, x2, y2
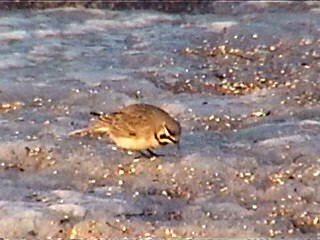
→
(134, 149, 163, 159)
(146, 149, 164, 157)
(133, 151, 150, 159)
(136, 151, 152, 158)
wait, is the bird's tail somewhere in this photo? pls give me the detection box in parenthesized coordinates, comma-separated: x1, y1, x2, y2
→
(69, 127, 94, 137)
(90, 111, 104, 117)
(69, 111, 111, 137)
(69, 124, 111, 137)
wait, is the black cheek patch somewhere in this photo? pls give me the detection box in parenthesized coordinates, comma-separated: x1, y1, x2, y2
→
(155, 133, 168, 145)
(159, 134, 166, 139)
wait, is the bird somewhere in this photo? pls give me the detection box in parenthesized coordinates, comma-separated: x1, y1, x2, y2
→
(69, 103, 181, 157)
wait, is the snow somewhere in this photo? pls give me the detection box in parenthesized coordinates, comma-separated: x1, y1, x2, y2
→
(1, 3, 320, 238)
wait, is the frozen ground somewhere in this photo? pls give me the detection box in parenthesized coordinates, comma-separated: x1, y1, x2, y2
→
(1, 2, 320, 238)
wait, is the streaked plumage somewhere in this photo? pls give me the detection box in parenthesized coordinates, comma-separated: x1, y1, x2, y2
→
(69, 103, 181, 155)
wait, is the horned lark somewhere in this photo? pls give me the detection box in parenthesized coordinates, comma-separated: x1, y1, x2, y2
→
(69, 103, 181, 156)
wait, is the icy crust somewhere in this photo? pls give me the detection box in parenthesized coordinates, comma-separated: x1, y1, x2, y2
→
(1, 3, 320, 238)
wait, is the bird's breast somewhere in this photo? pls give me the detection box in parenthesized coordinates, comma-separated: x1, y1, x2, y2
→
(110, 135, 159, 150)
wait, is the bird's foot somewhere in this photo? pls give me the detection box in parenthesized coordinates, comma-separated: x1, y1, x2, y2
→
(134, 149, 164, 159)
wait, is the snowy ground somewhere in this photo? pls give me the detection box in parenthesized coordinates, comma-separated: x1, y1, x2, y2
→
(1, 2, 320, 238)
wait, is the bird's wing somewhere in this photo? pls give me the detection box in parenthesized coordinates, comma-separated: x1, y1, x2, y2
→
(108, 111, 151, 138)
